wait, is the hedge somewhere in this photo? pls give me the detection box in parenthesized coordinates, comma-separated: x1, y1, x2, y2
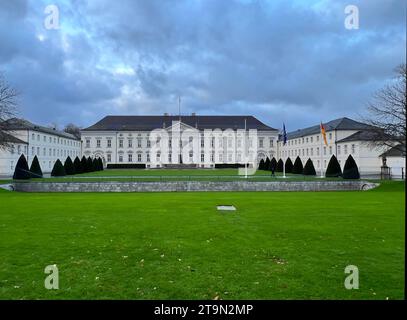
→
(13, 154, 31, 180)
(342, 155, 360, 179)
(303, 158, 316, 176)
(292, 156, 304, 174)
(325, 155, 342, 177)
(51, 159, 66, 177)
(29, 155, 43, 178)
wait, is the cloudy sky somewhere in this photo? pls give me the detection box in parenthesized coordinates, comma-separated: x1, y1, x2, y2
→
(0, 0, 405, 131)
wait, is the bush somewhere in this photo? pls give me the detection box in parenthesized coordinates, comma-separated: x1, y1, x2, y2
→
(13, 154, 31, 180)
(258, 159, 265, 170)
(285, 157, 293, 173)
(264, 157, 271, 171)
(270, 157, 277, 171)
(342, 155, 360, 179)
(81, 156, 88, 172)
(325, 155, 342, 177)
(98, 158, 104, 171)
(29, 155, 43, 178)
(92, 158, 99, 171)
(51, 159, 66, 177)
(276, 159, 284, 172)
(303, 158, 316, 176)
(292, 156, 303, 174)
(64, 156, 75, 175)
(87, 157, 94, 172)
(74, 156, 83, 174)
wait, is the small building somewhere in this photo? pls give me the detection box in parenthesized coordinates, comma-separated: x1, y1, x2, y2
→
(0, 132, 29, 177)
(379, 145, 406, 179)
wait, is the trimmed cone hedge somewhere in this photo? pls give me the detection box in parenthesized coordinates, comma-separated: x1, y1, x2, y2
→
(74, 156, 83, 174)
(86, 157, 93, 172)
(270, 157, 277, 172)
(276, 159, 284, 172)
(303, 158, 316, 176)
(13, 154, 30, 180)
(258, 159, 265, 170)
(64, 156, 75, 175)
(81, 156, 88, 172)
(292, 156, 303, 174)
(285, 157, 293, 173)
(343, 154, 360, 179)
(326, 155, 342, 177)
(98, 158, 104, 171)
(51, 159, 66, 177)
(29, 155, 43, 178)
(264, 158, 271, 171)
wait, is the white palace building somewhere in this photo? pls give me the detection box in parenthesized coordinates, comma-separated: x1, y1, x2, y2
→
(0, 115, 405, 178)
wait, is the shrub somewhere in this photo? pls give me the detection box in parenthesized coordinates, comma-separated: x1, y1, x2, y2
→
(270, 157, 277, 171)
(64, 156, 75, 175)
(303, 158, 316, 176)
(292, 156, 304, 174)
(51, 159, 66, 177)
(325, 155, 342, 177)
(276, 159, 284, 172)
(285, 157, 293, 173)
(92, 158, 99, 171)
(74, 156, 83, 174)
(342, 155, 360, 179)
(29, 155, 43, 178)
(258, 159, 265, 170)
(98, 158, 104, 171)
(87, 157, 94, 172)
(264, 157, 271, 171)
(81, 156, 88, 172)
(13, 154, 31, 180)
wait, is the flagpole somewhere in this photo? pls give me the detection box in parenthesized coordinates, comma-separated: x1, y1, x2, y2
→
(282, 123, 286, 178)
(320, 122, 324, 178)
(244, 118, 247, 179)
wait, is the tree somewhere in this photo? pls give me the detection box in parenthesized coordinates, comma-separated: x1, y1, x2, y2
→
(264, 157, 271, 171)
(0, 74, 18, 149)
(303, 158, 316, 176)
(285, 157, 293, 173)
(29, 155, 43, 178)
(13, 154, 30, 180)
(292, 156, 303, 174)
(276, 159, 284, 172)
(92, 158, 99, 171)
(258, 159, 265, 170)
(363, 64, 406, 156)
(64, 156, 75, 175)
(73, 156, 83, 174)
(325, 155, 342, 177)
(64, 123, 81, 139)
(87, 157, 93, 172)
(270, 157, 277, 171)
(98, 158, 104, 171)
(81, 156, 88, 172)
(51, 159, 66, 177)
(342, 155, 360, 179)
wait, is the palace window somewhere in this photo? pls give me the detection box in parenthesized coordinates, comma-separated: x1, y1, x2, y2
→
(146, 153, 150, 162)
(86, 139, 90, 148)
(128, 154, 132, 162)
(259, 138, 264, 148)
(168, 153, 172, 163)
(168, 139, 172, 148)
(138, 154, 142, 162)
(107, 154, 111, 162)
(270, 138, 273, 147)
(96, 139, 101, 148)
(107, 139, 112, 148)
(344, 145, 348, 154)
(128, 140, 132, 148)
(351, 144, 355, 154)
(329, 133, 332, 140)
(201, 153, 204, 162)
(338, 145, 341, 155)
(137, 138, 142, 148)
(156, 152, 161, 162)
(119, 155, 123, 162)
(147, 140, 151, 148)
(323, 147, 326, 155)
(316, 136, 320, 142)
(329, 146, 332, 155)
(119, 139, 123, 148)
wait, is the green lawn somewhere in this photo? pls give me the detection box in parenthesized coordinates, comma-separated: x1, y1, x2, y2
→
(0, 181, 404, 299)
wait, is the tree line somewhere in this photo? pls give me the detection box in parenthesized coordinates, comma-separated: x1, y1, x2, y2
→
(258, 154, 360, 179)
(13, 155, 104, 179)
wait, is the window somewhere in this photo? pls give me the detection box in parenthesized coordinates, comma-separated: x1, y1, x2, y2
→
(310, 137, 313, 143)
(107, 139, 112, 148)
(228, 153, 232, 162)
(351, 144, 355, 154)
(11, 145, 15, 154)
(329, 133, 332, 140)
(323, 147, 326, 155)
(211, 153, 214, 162)
(96, 139, 101, 148)
(138, 154, 142, 162)
(37, 147, 40, 155)
(310, 148, 313, 156)
(338, 145, 341, 155)
(270, 138, 274, 147)
(43, 148, 46, 156)
(119, 155, 123, 162)
(237, 139, 242, 148)
(156, 152, 161, 162)
(31, 147, 35, 155)
(259, 138, 264, 148)
(17, 145, 21, 154)
(329, 146, 332, 155)
(107, 154, 111, 162)
(32, 133, 35, 140)
(201, 153, 205, 162)
(10, 160, 14, 170)
(201, 138, 204, 148)
(86, 139, 90, 148)
(128, 140, 132, 148)
(168, 153, 172, 163)
(138, 138, 142, 148)
(189, 136, 193, 144)
(119, 139, 123, 148)
(317, 160, 320, 168)
(146, 153, 150, 162)
(128, 154, 132, 162)
(306, 148, 309, 156)
(211, 137, 215, 148)
(228, 138, 232, 148)
(306, 137, 309, 143)
(147, 140, 151, 148)
(189, 151, 193, 161)
(43, 136, 46, 142)
(344, 145, 348, 155)
(219, 154, 223, 162)
(316, 136, 320, 142)
(168, 139, 172, 148)
(37, 134, 40, 141)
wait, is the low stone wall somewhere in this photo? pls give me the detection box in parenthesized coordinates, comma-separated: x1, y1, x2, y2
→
(12, 180, 379, 193)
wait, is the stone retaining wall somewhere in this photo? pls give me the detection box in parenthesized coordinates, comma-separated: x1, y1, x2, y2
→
(12, 180, 379, 192)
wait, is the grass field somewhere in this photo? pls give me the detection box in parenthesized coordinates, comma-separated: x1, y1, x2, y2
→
(0, 181, 404, 300)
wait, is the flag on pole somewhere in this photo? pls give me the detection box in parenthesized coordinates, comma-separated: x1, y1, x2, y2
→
(282, 123, 287, 145)
(320, 122, 328, 146)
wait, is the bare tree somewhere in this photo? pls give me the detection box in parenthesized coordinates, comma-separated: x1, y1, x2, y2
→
(64, 123, 82, 139)
(0, 74, 19, 149)
(364, 64, 406, 156)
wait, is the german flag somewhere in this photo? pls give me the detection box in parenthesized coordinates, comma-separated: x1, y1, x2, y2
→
(320, 122, 328, 146)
